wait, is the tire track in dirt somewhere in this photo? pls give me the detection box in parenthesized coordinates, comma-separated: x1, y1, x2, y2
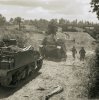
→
(0, 52, 92, 100)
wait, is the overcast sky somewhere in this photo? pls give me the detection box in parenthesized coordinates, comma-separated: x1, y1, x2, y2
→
(0, 0, 98, 22)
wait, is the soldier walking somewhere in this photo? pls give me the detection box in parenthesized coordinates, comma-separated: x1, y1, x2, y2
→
(79, 47, 86, 61)
(71, 46, 77, 59)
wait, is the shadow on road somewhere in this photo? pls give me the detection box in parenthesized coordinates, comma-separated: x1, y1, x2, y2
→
(0, 72, 41, 99)
(88, 77, 99, 99)
(44, 58, 66, 62)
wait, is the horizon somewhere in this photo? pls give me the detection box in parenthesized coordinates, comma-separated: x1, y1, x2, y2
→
(0, 0, 98, 23)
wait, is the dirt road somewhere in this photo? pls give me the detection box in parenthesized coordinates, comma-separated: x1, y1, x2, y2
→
(0, 51, 92, 100)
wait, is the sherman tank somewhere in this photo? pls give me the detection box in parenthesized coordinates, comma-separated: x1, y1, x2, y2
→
(39, 35, 67, 61)
(0, 39, 43, 87)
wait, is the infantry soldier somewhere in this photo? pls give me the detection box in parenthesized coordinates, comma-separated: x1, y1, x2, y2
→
(79, 47, 86, 61)
(71, 46, 77, 59)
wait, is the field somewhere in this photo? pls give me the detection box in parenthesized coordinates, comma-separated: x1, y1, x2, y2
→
(0, 30, 96, 100)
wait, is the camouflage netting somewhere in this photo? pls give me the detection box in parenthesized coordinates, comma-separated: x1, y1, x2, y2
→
(42, 34, 66, 46)
(42, 34, 57, 45)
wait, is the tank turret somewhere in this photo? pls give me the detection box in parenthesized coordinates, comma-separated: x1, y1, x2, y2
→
(39, 35, 67, 61)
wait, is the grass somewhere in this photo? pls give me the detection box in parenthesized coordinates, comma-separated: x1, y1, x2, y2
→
(0, 28, 45, 49)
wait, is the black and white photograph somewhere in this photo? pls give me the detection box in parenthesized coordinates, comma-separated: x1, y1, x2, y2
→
(0, 0, 98, 100)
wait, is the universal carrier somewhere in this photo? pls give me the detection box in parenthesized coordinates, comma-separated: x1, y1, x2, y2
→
(0, 39, 43, 87)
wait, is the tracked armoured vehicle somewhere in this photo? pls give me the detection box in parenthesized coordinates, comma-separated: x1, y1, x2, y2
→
(39, 35, 67, 61)
(0, 39, 43, 87)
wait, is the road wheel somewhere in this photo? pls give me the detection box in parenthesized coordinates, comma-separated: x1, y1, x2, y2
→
(35, 59, 43, 72)
(1, 75, 12, 86)
(21, 70, 26, 79)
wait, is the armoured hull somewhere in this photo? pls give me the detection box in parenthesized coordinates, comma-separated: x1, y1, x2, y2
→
(39, 45, 67, 61)
(0, 39, 43, 87)
(40, 35, 67, 61)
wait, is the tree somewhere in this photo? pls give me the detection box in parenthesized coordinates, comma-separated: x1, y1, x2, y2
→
(91, 0, 99, 19)
(14, 17, 22, 30)
(87, 1, 99, 39)
(0, 14, 6, 26)
(47, 19, 58, 35)
(59, 18, 66, 27)
(9, 18, 14, 24)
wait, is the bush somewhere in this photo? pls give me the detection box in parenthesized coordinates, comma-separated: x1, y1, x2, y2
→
(88, 45, 99, 98)
(0, 30, 29, 47)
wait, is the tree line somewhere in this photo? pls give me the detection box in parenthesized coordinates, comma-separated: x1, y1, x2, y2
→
(0, 13, 99, 39)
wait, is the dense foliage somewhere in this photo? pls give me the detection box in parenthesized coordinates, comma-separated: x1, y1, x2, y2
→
(0, 14, 6, 26)
(91, 0, 99, 19)
(47, 19, 58, 35)
(0, 13, 98, 38)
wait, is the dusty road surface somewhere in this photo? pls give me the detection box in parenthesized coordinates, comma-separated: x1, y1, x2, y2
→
(0, 51, 93, 100)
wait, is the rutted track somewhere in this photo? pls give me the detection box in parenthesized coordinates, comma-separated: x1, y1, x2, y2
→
(0, 52, 92, 100)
